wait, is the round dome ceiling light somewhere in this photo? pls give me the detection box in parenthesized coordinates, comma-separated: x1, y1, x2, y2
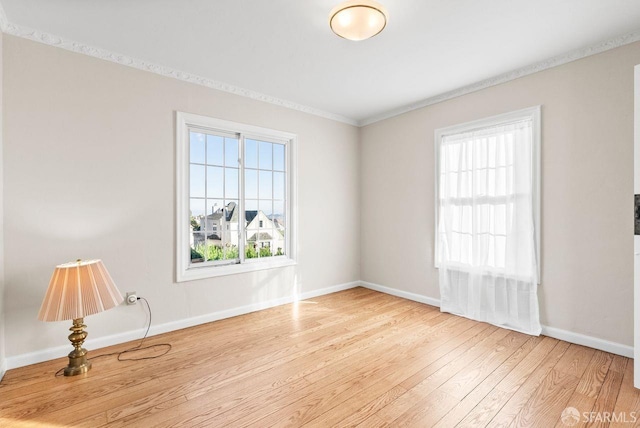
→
(329, 0, 388, 41)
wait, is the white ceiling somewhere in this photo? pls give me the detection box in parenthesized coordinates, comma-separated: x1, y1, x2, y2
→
(3, 0, 640, 125)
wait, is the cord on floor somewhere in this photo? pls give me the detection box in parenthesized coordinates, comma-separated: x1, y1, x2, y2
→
(54, 296, 171, 377)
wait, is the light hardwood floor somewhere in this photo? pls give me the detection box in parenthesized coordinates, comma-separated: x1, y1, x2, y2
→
(1, 287, 639, 427)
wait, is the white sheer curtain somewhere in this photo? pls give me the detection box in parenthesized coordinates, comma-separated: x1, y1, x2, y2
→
(437, 117, 541, 335)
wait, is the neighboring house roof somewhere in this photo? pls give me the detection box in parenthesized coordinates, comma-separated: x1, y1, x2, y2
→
(206, 204, 281, 228)
(206, 201, 238, 222)
(248, 232, 272, 242)
(245, 210, 258, 224)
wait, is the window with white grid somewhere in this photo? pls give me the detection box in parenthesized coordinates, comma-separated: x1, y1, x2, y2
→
(176, 112, 296, 281)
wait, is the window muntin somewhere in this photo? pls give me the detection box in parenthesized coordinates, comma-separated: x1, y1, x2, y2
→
(177, 112, 296, 281)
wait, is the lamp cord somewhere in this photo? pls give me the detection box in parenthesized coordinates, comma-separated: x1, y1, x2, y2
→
(54, 296, 172, 377)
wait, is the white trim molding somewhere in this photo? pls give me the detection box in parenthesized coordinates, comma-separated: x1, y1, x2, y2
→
(0, 358, 6, 382)
(5, 281, 360, 370)
(360, 31, 640, 126)
(0, 4, 637, 128)
(360, 280, 441, 307)
(0, 21, 356, 126)
(540, 325, 633, 359)
(359, 281, 633, 358)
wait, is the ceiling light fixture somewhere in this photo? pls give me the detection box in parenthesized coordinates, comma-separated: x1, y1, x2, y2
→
(329, 0, 388, 41)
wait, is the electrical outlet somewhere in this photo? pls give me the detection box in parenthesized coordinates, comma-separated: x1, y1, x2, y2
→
(126, 291, 137, 305)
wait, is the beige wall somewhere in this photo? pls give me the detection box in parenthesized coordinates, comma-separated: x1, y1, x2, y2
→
(3, 31, 638, 363)
(361, 42, 640, 347)
(3, 36, 360, 358)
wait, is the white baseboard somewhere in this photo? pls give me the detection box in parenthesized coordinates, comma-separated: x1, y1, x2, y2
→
(0, 358, 6, 382)
(7, 279, 631, 369)
(359, 280, 633, 358)
(540, 326, 633, 358)
(5, 281, 360, 370)
(360, 281, 441, 307)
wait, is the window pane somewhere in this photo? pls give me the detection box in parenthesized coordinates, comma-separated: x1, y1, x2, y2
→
(204, 199, 223, 237)
(259, 171, 272, 199)
(223, 200, 240, 261)
(259, 141, 272, 170)
(225, 168, 239, 199)
(190, 165, 205, 198)
(191, 232, 205, 263)
(225, 200, 239, 228)
(190, 132, 205, 164)
(245, 169, 258, 199)
(225, 138, 239, 167)
(245, 139, 258, 169)
(206, 135, 224, 166)
(273, 200, 285, 257)
(206, 166, 223, 198)
(224, 245, 239, 261)
(190, 198, 205, 218)
(274, 227, 285, 256)
(206, 199, 223, 217)
(259, 241, 273, 258)
(205, 241, 223, 261)
(494, 204, 507, 235)
(273, 200, 285, 219)
(245, 199, 258, 213)
(273, 172, 285, 200)
(260, 200, 273, 217)
(273, 143, 285, 171)
(245, 230, 258, 259)
(476, 169, 487, 196)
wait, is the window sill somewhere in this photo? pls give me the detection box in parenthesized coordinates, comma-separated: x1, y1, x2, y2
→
(177, 257, 296, 282)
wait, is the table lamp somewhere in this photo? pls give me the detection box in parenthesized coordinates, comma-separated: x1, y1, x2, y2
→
(38, 259, 124, 376)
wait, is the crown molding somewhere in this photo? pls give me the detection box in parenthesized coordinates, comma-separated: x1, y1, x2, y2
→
(359, 30, 640, 126)
(0, 19, 358, 127)
(0, 2, 638, 128)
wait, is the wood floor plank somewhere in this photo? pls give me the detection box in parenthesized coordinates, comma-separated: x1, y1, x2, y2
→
(555, 344, 596, 379)
(312, 321, 493, 428)
(610, 360, 640, 428)
(376, 326, 509, 423)
(390, 389, 459, 427)
(484, 339, 570, 428)
(553, 350, 618, 428)
(354, 414, 388, 428)
(186, 315, 475, 427)
(11, 291, 415, 425)
(576, 350, 615, 399)
(510, 368, 580, 427)
(107, 301, 455, 427)
(432, 335, 542, 428)
(437, 331, 530, 400)
(1, 287, 637, 428)
(585, 356, 627, 428)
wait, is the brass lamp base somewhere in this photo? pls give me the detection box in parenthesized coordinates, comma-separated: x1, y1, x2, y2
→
(64, 318, 92, 376)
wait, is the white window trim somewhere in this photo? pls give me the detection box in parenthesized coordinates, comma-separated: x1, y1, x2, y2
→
(176, 111, 297, 282)
(433, 106, 541, 280)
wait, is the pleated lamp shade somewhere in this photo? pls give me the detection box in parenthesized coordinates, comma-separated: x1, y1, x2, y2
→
(329, 0, 388, 41)
(38, 259, 124, 322)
